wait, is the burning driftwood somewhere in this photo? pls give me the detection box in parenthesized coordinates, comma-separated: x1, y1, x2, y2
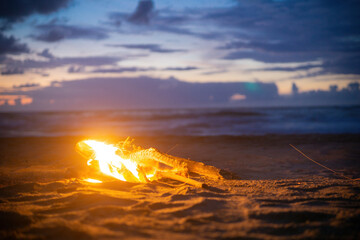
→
(76, 138, 239, 188)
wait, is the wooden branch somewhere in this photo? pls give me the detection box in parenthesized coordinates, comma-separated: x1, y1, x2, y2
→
(117, 149, 174, 172)
(122, 147, 240, 180)
(158, 172, 205, 188)
(173, 155, 240, 180)
(120, 148, 188, 176)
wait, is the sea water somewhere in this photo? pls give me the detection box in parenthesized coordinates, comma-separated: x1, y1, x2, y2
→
(0, 106, 359, 137)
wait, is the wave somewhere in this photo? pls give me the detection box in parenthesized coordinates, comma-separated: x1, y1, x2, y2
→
(0, 106, 359, 137)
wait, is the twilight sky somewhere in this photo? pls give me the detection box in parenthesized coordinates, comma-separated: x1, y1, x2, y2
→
(0, 0, 359, 110)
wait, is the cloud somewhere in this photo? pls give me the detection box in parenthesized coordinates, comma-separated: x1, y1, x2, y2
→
(31, 24, 109, 42)
(253, 64, 322, 72)
(68, 66, 84, 73)
(4, 53, 121, 71)
(106, 0, 360, 77)
(1, 67, 24, 75)
(0, 0, 71, 26)
(0, 94, 33, 107)
(91, 67, 154, 73)
(322, 55, 360, 75)
(202, 69, 228, 75)
(0, 76, 279, 110)
(13, 83, 40, 89)
(106, 44, 186, 53)
(230, 93, 246, 101)
(88, 66, 199, 73)
(163, 66, 198, 71)
(89, 66, 198, 73)
(108, 3, 220, 40)
(128, 0, 154, 24)
(223, 50, 317, 63)
(37, 49, 54, 59)
(0, 33, 29, 55)
(212, 0, 360, 75)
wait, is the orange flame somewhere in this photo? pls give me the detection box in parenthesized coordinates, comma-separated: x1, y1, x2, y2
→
(82, 140, 153, 183)
(84, 178, 103, 183)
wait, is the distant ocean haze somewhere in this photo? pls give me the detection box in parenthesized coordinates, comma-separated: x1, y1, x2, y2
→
(0, 106, 359, 137)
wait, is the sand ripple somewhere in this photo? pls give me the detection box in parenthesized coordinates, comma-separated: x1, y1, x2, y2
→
(0, 177, 359, 239)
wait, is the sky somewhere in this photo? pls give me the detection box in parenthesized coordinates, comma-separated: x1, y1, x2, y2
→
(0, 0, 359, 111)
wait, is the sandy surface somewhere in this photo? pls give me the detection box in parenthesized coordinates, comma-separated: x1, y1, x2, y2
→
(0, 134, 359, 239)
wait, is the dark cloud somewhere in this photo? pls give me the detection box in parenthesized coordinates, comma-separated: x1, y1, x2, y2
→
(0, 0, 71, 26)
(147, 8, 222, 39)
(223, 51, 316, 63)
(214, 0, 360, 75)
(128, 0, 154, 24)
(108, 3, 221, 40)
(157, 26, 221, 40)
(109, 16, 220, 40)
(4, 53, 121, 71)
(68, 66, 84, 73)
(13, 83, 39, 89)
(253, 64, 322, 72)
(0, 33, 29, 55)
(37, 49, 54, 59)
(153, 15, 188, 25)
(254, 57, 360, 77)
(90, 66, 198, 73)
(116, 3, 350, 76)
(1, 67, 24, 75)
(108, 4, 190, 27)
(108, 13, 123, 27)
(322, 55, 360, 75)
(0, 55, 6, 63)
(106, 44, 185, 53)
(31, 24, 109, 42)
(56, 56, 120, 67)
(91, 67, 154, 73)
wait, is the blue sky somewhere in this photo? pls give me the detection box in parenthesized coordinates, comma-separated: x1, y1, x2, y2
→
(0, 0, 359, 110)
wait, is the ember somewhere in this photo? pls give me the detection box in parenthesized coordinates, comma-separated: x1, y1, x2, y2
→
(76, 138, 239, 187)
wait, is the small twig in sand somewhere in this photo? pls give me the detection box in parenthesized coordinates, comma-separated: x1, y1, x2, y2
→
(289, 144, 358, 181)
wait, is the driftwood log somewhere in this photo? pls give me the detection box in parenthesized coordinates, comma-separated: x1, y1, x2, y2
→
(117, 147, 240, 180)
(76, 141, 206, 187)
(76, 139, 239, 188)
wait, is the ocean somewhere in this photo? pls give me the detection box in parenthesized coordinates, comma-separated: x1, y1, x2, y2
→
(0, 106, 359, 137)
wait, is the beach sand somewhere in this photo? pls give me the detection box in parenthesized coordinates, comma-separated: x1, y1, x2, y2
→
(0, 134, 359, 239)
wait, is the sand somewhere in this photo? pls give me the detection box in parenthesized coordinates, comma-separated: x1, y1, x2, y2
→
(0, 134, 359, 239)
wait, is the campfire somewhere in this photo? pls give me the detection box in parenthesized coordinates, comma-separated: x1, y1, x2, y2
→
(76, 138, 239, 188)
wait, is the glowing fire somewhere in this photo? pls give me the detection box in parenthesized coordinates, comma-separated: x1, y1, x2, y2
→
(81, 140, 154, 183)
(84, 178, 102, 183)
(77, 138, 211, 188)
